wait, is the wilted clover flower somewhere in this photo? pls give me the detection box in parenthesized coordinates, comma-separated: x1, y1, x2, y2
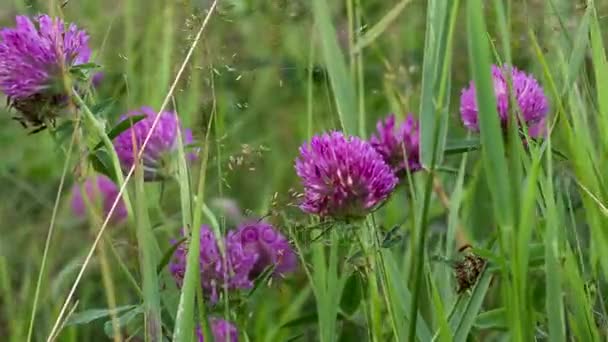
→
(113, 107, 196, 181)
(70, 175, 127, 224)
(460, 64, 549, 137)
(370, 114, 421, 176)
(231, 221, 298, 280)
(169, 225, 258, 303)
(0, 15, 91, 132)
(196, 318, 238, 342)
(295, 132, 398, 219)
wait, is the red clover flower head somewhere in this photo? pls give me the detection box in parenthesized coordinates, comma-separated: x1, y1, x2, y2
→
(113, 107, 196, 181)
(230, 221, 298, 280)
(169, 225, 258, 303)
(196, 318, 238, 342)
(370, 113, 421, 177)
(460, 64, 549, 138)
(295, 131, 398, 219)
(0, 15, 91, 131)
(70, 175, 127, 224)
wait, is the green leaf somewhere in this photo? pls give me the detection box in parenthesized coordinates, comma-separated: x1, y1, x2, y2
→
(312, 0, 358, 135)
(474, 308, 507, 330)
(419, 0, 459, 167)
(340, 272, 363, 316)
(156, 237, 187, 275)
(452, 267, 493, 341)
(466, 0, 513, 227)
(65, 305, 137, 326)
(50, 121, 76, 146)
(247, 264, 277, 297)
(381, 225, 404, 249)
(444, 138, 481, 155)
(90, 98, 117, 118)
(93, 115, 146, 151)
(89, 149, 116, 181)
(281, 312, 319, 329)
(70, 63, 102, 72)
(103, 306, 144, 338)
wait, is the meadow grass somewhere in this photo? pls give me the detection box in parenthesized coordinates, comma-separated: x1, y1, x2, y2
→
(0, 0, 608, 341)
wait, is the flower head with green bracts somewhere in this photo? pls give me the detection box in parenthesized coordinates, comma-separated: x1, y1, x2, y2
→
(0, 14, 91, 133)
(295, 131, 398, 219)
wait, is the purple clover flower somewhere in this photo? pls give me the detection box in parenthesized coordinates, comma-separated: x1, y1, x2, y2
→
(460, 64, 549, 138)
(0, 14, 90, 98)
(231, 221, 298, 279)
(91, 72, 104, 88)
(169, 225, 258, 303)
(196, 318, 238, 342)
(370, 114, 421, 176)
(295, 131, 398, 219)
(113, 107, 196, 181)
(0, 15, 90, 131)
(70, 175, 127, 224)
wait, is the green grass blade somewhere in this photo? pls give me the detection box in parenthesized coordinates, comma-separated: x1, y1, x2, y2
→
(452, 268, 492, 341)
(465, 0, 513, 228)
(134, 165, 162, 341)
(312, 0, 358, 134)
(418, 0, 458, 167)
(383, 251, 432, 341)
(351, 0, 414, 54)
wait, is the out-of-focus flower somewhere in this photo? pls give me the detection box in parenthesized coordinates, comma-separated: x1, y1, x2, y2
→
(295, 131, 398, 219)
(196, 318, 238, 342)
(113, 106, 196, 181)
(91, 72, 104, 88)
(370, 114, 421, 176)
(71, 175, 127, 224)
(0, 14, 91, 132)
(169, 225, 258, 303)
(230, 221, 298, 279)
(460, 64, 549, 137)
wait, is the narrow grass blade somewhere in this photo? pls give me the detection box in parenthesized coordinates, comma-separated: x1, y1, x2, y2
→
(352, 0, 414, 54)
(312, 0, 358, 134)
(452, 268, 492, 341)
(419, 0, 458, 167)
(465, 0, 513, 227)
(134, 165, 162, 341)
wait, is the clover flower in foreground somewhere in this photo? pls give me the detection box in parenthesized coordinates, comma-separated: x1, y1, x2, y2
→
(169, 225, 258, 303)
(71, 175, 127, 224)
(196, 318, 238, 342)
(460, 64, 549, 138)
(370, 114, 421, 176)
(0, 14, 91, 132)
(113, 107, 196, 181)
(295, 132, 398, 219)
(230, 221, 298, 280)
